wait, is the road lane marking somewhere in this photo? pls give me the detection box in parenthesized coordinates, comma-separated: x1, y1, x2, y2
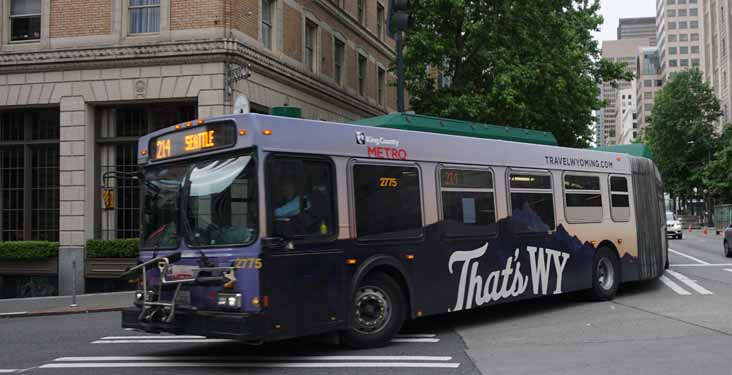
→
(100, 335, 208, 340)
(668, 248, 710, 265)
(666, 270, 714, 295)
(395, 333, 437, 338)
(659, 275, 691, 295)
(41, 362, 461, 369)
(724, 268, 732, 273)
(93, 339, 235, 344)
(54, 356, 453, 362)
(0, 370, 18, 373)
(672, 263, 732, 267)
(95, 333, 440, 344)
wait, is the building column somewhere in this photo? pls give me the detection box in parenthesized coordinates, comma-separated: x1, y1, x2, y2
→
(198, 89, 226, 119)
(58, 96, 89, 295)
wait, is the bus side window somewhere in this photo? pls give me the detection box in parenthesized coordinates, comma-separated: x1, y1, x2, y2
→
(508, 172, 555, 233)
(353, 164, 423, 240)
(564, 174, 603, 223)
(610, 176, 631, 222)
(268, 156, 336, 239)
(439, 168, 497, 237)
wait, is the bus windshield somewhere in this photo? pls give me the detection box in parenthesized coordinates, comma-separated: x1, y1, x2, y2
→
(141, 154, 257, 249)
(142, 165, 186, 249)
(183, 155, 257, 247)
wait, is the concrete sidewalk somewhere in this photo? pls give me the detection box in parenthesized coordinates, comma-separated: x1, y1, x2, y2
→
(0, 291, 133, 318)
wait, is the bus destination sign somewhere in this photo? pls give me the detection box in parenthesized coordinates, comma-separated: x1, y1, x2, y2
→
(150, 122, 237, 160)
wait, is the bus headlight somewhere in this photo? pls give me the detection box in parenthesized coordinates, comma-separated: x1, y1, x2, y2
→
(217, 293, 242, 308)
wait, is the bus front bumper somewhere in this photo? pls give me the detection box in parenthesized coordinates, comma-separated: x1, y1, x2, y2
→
(121, 307, 266, 341)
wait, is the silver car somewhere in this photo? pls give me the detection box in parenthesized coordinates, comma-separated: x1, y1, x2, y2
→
(666, 212, 683, 240)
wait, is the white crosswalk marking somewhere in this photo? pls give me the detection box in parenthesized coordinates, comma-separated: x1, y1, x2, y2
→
(666, 270, 714, 295)
(54, 355, 453, 362)
(94, 333, 440, 344)
(668, 248, 710, 265)
(659, 275, 692, 295)
(44, 355, 461, 369)
(41, 362, 461, 369)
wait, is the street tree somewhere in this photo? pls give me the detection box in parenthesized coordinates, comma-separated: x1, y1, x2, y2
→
(646, 68, 721, 202)
(703, 125, 732, 202)
(402, 0, 632, 147)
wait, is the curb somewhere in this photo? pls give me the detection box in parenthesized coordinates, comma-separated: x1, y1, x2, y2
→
(0, 306, 125, 319)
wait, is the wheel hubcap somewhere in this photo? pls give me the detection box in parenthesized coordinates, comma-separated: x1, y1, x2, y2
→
(597, 258, 615, 291)
(354, 286, 391, 334)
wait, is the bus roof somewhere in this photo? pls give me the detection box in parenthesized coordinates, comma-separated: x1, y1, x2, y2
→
(351, 113, 558, 146)
(138, 114, 636, 175)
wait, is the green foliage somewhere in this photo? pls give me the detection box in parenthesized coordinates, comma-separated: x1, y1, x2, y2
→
(646, 69, 722, 199)
(703, 125, 732, 201)
(0, 241, 59, 260)
(86, 239, 139, 258)
(403, 0, 631, 147)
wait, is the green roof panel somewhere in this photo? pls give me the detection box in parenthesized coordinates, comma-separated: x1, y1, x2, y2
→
(593, 144, 654, 160)
(351, 113, 558, 146)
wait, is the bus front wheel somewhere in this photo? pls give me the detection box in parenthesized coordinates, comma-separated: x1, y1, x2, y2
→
(590, 247, 620, 301)
(341, 272, 406, 348)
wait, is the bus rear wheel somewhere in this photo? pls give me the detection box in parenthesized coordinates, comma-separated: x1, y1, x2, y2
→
(590, 247, 620, 301)
(341, 272, 405, 348)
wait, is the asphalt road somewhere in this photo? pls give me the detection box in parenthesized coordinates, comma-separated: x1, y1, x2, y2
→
(1, 231, 732, 375)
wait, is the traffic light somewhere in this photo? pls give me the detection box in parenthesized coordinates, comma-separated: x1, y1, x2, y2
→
(388, 0, 413, 37)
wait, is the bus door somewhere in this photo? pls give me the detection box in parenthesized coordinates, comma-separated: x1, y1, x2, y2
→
(263, 154, 343, 337)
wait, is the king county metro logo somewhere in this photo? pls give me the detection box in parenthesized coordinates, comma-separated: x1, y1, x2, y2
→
(355, 131, 366, 145)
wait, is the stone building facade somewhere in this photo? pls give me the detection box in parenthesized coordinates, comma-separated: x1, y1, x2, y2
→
(0, 0, 397, 295)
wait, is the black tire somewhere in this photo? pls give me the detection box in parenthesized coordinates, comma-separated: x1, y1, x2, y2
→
(678, 234, 683, 240)
(341, 272, 406, 348)
(589, 247, 620, 301)
(725, 240, 731, 258)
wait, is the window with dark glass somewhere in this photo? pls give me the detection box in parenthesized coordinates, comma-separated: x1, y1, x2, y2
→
(334, 38, 345, 85)
(97, 103, 197, 240)
(509, 172, 555, 233)
(564, 175, 603, 223)
(129, 0, 160, 34)
(440, 168, 496, 237)
(357, 0, 365, 24)
(377, 67, 386, 105)
(377, 3, 385, 39)
(305, 20, 317, 72)
(358, 54, 367, 96)
(353, 164, 422, 239)
(0, 109, 59, 241)
(262, 0, 273, 49)
(610, 176, 631, 221)
(10, 0, 41, 42)
(268, 157, 336, 239)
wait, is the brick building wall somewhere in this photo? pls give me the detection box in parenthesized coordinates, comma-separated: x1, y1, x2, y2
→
(231, 0, 260, 38)
(50, 0, 112, 38)
(283, 3, 304, 60)
(321, 29, 333, 78)
(170, 0, 226, 30)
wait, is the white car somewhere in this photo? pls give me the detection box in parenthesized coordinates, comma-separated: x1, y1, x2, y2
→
(666, 212, 683, 239)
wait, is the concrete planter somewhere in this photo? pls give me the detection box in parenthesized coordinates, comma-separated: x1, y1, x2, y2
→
(0, 257, 58, 276)
(85, 258, 138, 279)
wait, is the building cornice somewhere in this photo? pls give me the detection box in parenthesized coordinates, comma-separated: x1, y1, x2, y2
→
(0, 39, 385, 116)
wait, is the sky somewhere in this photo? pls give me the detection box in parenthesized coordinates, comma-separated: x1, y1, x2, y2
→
(592, 0, 656, 43)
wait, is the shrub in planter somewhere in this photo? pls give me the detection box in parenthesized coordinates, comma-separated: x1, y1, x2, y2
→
(0, 241, 59, 260)
(85, 238, 139, 258)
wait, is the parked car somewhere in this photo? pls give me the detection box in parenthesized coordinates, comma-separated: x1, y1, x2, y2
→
(723, 224, 732, 257)
(667, 212, 683, 239)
